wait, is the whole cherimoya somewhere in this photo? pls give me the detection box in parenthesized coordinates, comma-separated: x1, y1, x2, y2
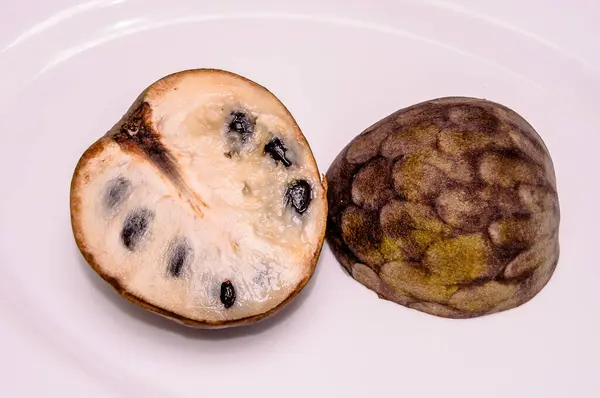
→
(326, 97, 559, 319)
(70, 69, 327, 328)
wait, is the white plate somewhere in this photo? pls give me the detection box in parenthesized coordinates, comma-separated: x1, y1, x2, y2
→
(1, 1, 599, 397)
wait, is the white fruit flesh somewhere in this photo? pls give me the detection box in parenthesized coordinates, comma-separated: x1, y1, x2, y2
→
(72, 70, 327, 325)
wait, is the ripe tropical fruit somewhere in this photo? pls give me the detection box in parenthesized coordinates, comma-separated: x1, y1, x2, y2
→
(326, 97, 559, 318)
(70, 69, 328, 328)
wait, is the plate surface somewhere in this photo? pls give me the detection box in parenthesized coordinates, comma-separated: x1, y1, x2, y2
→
(1, 1, 599, 397)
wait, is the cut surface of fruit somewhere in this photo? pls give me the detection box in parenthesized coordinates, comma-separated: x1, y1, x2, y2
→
(70, 69, 327, 328)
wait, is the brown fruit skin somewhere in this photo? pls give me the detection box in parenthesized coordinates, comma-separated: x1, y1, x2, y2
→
(326, 97, 560, 319)
(70, 69, 327, 328)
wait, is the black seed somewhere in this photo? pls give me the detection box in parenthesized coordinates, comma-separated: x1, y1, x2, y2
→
(264, 137, 292, 167)
(167, 239, 192, 277)
(104, 177, 131, 209)
(120, 208, 154, 251)
(228, 111, 254, 143)
(220, 280, 236, 309)
(285, 180, 312, 214)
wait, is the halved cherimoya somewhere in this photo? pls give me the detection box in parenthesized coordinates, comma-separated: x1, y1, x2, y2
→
(70, 69, 327, 328)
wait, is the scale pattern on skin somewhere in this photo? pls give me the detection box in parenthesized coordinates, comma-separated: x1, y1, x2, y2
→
(326, 97, 559, 318)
